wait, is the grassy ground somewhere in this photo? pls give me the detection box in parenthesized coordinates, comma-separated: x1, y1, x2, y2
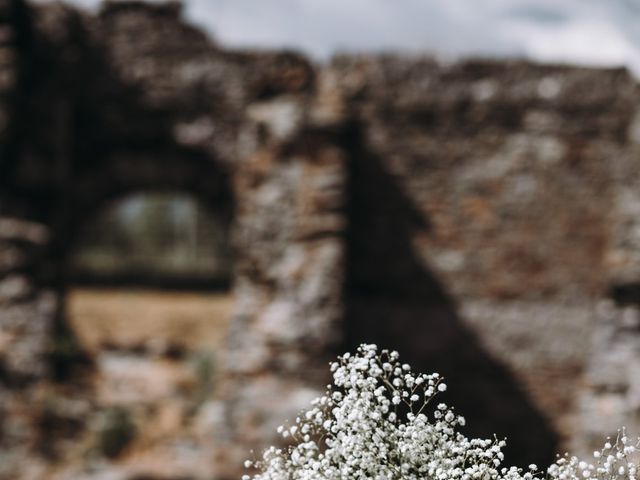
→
(66, 287, 233, 354)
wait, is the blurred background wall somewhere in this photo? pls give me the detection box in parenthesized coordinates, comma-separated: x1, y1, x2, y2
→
(2, 1, 640, 479)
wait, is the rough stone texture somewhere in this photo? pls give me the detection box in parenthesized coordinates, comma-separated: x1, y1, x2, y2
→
(0, 217, 54, 381)
(571, 302, 640, 457)
(332, 56, 640, 462)
(334, 56, 636, 301)
(0, 217, 59, 480)
(2, 0, 640, 478)
(212, 107, 348, 478)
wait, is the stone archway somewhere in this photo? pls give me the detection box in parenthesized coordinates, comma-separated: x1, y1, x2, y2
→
(47, 148, 235, 377)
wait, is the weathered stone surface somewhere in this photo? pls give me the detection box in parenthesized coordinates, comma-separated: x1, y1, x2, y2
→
(0, 217, 54, 382)
(570, 301, 640, 457)
(0, 217, 59, 480)
(333, 56, 640, 463)
(211, 112, 347, 476)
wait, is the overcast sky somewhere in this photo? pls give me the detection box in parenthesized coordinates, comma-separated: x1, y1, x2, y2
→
(44, 0, 640, 76)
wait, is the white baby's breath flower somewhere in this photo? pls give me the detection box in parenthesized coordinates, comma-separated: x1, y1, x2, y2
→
(244, 344, 640, 480)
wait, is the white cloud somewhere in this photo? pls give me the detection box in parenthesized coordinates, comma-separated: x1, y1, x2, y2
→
(502, 18, 640, 68)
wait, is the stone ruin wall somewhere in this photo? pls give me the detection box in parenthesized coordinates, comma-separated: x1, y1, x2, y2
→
(0, 2, 347, 477)
(1, 1, 640, 478)
(0, 3, 58, 475)
(329, 56, 640, 458)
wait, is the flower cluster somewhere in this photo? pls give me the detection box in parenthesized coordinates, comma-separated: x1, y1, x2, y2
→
(548, 432, 639, 480)
(243, 344, 639, 480)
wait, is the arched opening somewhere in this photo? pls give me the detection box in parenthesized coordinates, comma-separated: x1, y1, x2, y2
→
(62, 190, 234, 460)
(70, 191, 232, 289)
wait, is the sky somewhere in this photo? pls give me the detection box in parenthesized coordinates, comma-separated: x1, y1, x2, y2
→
(41, 0, 640, 76)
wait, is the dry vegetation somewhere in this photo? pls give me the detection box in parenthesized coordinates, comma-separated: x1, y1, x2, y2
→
(67, 287, 233, 354)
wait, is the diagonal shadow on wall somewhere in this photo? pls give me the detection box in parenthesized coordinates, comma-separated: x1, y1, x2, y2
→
(342, 121, 558, 468)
